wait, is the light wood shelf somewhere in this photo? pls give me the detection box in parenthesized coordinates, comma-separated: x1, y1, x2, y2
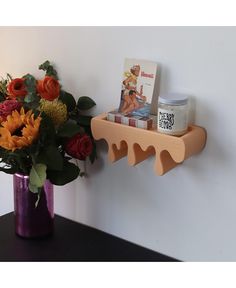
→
(91, 113, 207, 175)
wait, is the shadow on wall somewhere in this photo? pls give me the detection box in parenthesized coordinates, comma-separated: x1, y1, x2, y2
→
(89, 140, 106, 175)
(188, 96, 196, 125)
(156, 64, 230, 175)
(183, 99, 232, 180)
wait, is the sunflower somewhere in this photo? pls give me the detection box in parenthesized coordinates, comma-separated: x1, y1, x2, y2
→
(0, 108, 41, 151)
(39, 99, 67, 127)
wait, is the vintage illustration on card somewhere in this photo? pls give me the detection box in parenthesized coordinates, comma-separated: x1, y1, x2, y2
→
(118, 58, 158, 117)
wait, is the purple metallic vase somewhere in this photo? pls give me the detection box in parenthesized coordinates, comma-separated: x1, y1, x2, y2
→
(13, 173, 54, 238)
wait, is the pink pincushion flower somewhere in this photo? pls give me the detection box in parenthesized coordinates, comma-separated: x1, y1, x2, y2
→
(0, 99, 22, 122)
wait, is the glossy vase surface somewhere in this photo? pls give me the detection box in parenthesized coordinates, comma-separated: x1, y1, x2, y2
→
(13, 173, 54, 238)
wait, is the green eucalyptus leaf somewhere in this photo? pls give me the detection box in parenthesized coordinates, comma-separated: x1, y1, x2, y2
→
(29, 163, 47, 188)
(59, 90, 76, 112)
(23, 74, 37, 93)
(57, 121, 80, 138)
(39, 113, 56, 145)
(39, 60, 50, 70)
(24, 92, 40, 103)
(77, 115, 92, 126)
(39, 60, 58, 80)
(29, 183, 39, 194)
(77, 96, 96, 111)
(47, 161, 80, 185)
(89, 143, 97, 164)
(37, 146, 63, 171)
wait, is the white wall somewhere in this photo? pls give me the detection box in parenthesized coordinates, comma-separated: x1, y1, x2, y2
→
(0, 27, 235, 261)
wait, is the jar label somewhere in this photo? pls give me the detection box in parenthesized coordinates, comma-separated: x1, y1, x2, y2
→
(158, 107, 187, 134)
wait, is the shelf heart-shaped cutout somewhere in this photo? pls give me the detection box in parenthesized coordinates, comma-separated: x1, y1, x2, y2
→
(109, 141, 128, 162)
(128, 143, 155, 166)
(91, 113, 207, 175)
(155, 150, 180, 175)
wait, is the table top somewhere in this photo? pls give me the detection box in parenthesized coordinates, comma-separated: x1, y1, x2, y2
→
(0, 213, 178, 261)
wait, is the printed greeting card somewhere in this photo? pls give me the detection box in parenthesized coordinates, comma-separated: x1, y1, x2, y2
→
(118, 58, 159, 117)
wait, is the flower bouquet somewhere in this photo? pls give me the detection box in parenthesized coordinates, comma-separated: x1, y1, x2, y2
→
(0, 61, 96, 237)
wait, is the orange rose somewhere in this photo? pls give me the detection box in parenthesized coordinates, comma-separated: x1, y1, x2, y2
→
(37, 76, 60, 101)
(7, 78, 27, 99)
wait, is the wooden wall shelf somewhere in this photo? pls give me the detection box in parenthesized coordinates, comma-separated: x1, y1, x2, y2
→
(91, 113, 207, 175)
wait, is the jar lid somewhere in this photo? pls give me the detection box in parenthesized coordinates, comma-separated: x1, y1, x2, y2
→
(159, 93, 188, 106)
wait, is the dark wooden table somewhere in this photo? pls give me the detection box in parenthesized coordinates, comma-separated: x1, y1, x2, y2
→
(0, 212, 178, 261)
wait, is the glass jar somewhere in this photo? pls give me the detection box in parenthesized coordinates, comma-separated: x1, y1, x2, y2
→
(157, 93, 189, 136)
